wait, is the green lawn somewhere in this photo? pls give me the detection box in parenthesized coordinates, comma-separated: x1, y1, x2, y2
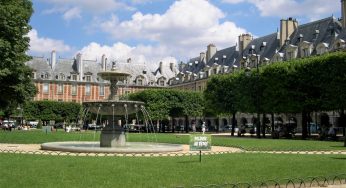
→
(0, 153, 345, 188)
(0, 130, 345, 187)
(0, 130, 344, 151)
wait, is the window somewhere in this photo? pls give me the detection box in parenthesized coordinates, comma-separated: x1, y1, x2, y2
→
(287, 51, 294, 60)
(85, 84, 91, 96)
(137, 79, 143, 86)
(213, 69, 217, 74)
(86, 76, 91, 82)
(43, 83, 49, 94)
(99, 85, 104, 96)
(302, 48, 309, 57)
(31, 72, 36, 79)
(59, 73, 65, 80)
(159, 80, 165, 86)
(57, 83, 63, 94)
(125, 91, 131, 95)
(72, 75, 77, 81)
(71, 84, 77, 96)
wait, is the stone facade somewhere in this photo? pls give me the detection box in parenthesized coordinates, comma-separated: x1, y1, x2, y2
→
(26, 53, 178, 103)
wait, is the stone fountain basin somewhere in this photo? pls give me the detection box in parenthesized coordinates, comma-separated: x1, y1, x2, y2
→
(41, 141, 183, 153)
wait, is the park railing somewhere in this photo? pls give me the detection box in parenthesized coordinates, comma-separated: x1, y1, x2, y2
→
(175, 174, 346, 188)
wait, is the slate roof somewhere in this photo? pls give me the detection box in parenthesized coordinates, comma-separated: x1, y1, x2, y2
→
(26, 56, 177, 86)
(241, 32, 280, 62)
(207, 46, 240, 68)
(281, 17, 342, 55)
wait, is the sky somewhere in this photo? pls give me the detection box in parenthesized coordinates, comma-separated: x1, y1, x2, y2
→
(28, 0, 341, 64)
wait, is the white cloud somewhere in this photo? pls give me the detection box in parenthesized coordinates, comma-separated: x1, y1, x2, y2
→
(99, 0, 248, 59)
(28, 29, 71, 54)
(78, 42, 176, 64)
(62, 7, 81, 21)
(40, 0, 135, 20)
(223, 0, 339, 20)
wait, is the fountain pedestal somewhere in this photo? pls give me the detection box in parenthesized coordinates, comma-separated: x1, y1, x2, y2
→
(100, 126, 126, 147)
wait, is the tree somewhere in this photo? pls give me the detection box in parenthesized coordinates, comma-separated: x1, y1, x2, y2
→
(0, 0, 36, 109)
(24, 101, 82, 126)
(205, 74, 239, 135)
(129, 89, 204, 132)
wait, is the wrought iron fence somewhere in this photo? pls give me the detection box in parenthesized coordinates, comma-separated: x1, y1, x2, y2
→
(182, 174, 346, 188)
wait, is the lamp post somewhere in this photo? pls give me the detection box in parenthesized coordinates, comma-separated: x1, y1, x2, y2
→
(16, 106, 23, 127)
(248, 45, 261, 138)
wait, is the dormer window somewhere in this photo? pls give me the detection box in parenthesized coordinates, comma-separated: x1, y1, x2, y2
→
(213, 69, 217, 74)
(286, 45, 298, 60)
(137, 79, 143, 86)
(31, 72, 36, 79)
(59, 73, 65, 80)
(299, 41, 312, 58)
(260, 42, 267, 51)
(44, 73, 49, 79)
(159, 80, 165, 86)
(334, 39, 345, 50)
(72, 74, 77, 81)
(86, 75, 91, 82)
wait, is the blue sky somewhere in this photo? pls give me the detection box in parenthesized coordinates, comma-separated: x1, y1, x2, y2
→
(28, 0, 341, 64)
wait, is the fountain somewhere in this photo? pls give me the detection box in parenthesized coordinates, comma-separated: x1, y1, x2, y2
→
(41, 62, 183, 153)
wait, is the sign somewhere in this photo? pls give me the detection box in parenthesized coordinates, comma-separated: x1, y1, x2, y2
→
(189, 134, 211, 151)
(42, 126, 52, 133)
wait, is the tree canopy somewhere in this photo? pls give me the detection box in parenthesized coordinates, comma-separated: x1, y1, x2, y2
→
(0, 0, 36, 109)
(24, 101, 82, 123)
(128, 89, 204, 121)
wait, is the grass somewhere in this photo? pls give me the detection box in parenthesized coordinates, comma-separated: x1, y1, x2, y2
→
(0, 153, 345, 188)
(0, 130, 345, 151)
(0, 130, 345, 187)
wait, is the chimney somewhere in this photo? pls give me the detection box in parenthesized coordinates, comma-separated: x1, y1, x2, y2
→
(77, 53, 83, 81)
(127, 58, 132, 63)
(280, 17, 298, 46)
(101, 54, 106, 71)
(200, 52, 206, 63)
(159, 61, 163, 73)
(51, 50, 56, 69)
(169, 62, 174, 72)
(238, 34, 253, 55)
(342, 0, 346, 28)
(207, 44, 217, 62)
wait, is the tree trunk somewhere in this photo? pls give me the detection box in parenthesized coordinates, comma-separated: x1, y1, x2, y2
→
(271, 113, 275, 138)
(162, 120, 166, 133)
(262, 113, 266, 138)
(256, 113, 261, 138)
(185, 115, 189, 133)
(302, 111, 308, 140)
(231, 112, 236, 136)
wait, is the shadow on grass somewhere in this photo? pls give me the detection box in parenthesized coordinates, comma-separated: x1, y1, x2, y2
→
(330, 157, 346, 160)
(330, 145, 346, 149)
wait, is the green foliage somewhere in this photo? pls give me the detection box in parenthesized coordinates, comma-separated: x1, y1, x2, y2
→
(0, 0, 37, 109)
(128, 89, 204, 120)
(23, 101, 82, 123)
(206, 52, 346, 114)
